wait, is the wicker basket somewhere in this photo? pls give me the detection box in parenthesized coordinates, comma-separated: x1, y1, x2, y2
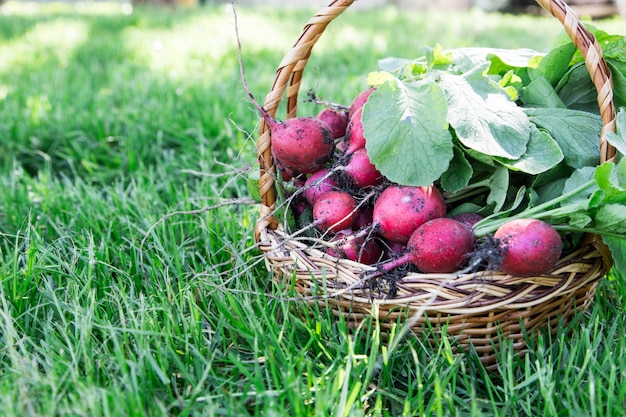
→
(254, 0, 617, 369)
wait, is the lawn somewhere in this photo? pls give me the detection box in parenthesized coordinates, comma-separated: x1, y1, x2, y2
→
(0, 1, 625, 416)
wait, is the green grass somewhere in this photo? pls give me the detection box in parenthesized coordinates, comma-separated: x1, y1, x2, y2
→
(1, 1, 625, 416)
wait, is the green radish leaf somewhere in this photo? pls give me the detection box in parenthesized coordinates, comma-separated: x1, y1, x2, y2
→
(498, 70, 523, 101)
(608, 60, 626, 109)
(424, 44, 454, 69)
(595, 204, 626, 234)
(534, 177, 569, 205)
(605, 108, 626, 157)
(520, 76, 566, 108)
(247, 169, 262, 203)
(601, 235, 626, 276)
(440, 146, 473, 192)
(362, 77, 453, 187)
(485, 48, 543, 75)
(532, 41, 576, 85)
(495, 125, 563, 174)
(439, 66, 532, 159)
(562, 166, 597, 206)
(594, 159, 626, 204)
(524, 107, 602, 169)
(448, 202, 483, 217)
(556, 63, 598, 113)
(486, 165, 509, 212)
(378, 57, 413, 73)
(568, 212, 593, 228)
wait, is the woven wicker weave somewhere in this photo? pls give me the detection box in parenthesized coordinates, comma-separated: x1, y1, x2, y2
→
(254, 0, 617, 369)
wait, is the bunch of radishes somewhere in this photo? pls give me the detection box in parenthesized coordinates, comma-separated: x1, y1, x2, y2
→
(250, 83, 563, 278)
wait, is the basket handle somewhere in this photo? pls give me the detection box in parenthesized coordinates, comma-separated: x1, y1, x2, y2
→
(535, 0, 616, 162)
(254, 0, 617, 240)
(255, 0, 355, 236)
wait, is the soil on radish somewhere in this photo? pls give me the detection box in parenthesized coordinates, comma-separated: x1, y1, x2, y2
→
(365, 262, 415, 299)
(464, 235, 507, 273)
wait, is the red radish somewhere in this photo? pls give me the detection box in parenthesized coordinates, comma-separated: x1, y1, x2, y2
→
(372, 185, 447, 244)
(275, 159, 295, 182)
(312, 191, 358, 233)
(493, 218, 563, 276)
(385, 241, 406, 258)
(236, 19, 334, 175)
(405, 218, 475, 273)
(344, 107, 366, 155)
(342, 148, 384, 188)
(354, 205, 374, 229)
(349, 87, 375, 119)
(369, 218, 475, 274)
(452, 213, 484, 230)
(327, 230, 383, 265)
(304, 168, 337, 205)
(268, 117, 335, 175)
(317, 108, 349, 139)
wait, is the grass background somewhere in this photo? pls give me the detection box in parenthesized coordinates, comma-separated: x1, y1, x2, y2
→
(0, 1, 625, 416)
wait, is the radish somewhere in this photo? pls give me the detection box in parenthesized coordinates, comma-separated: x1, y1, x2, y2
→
(371, 218, 475, 274)
(344, 107, 366, 155)
(341, 148, 384, 189)
(406, 218, 475, 273)
(354, 205, 374, 229)
(327, 230, 383, 265)
(348, 87, 375, 119)
(452, 212, 484, 230)
(312, 190, 358, 233)
(236, 20, 334, 175)
(384, 240, 406, 259)
(265, 116, 334, 175)
(303, 168, 337, 205)
(493, 218, 563, 276)
(372, 185, 447, 244)
(317, 107, 349, 140)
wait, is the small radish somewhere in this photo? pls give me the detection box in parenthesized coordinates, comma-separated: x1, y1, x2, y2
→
(327, 230, 383, 265)
(341, 148, 384, 189)
(372, 185, 447, 244)
(312, 191, 358, 233)
(304, 168, 337, 206)
(348, 87, 375, 119)
(493, 218, 563, 276)
(370, 218, 475, 274)
(354, 205, 374, 229)
(344, 107, 366, 155)
(452, 212, 484, 230)
(384, 240, 406, 259)
(236, 19, 334, 175)
(317, 107, 349, 139)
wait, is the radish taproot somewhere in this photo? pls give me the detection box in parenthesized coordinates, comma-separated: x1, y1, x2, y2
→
(312, 190, 359, 233)
(493, 218, 563, 276)
(372, 185, 447, 244)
